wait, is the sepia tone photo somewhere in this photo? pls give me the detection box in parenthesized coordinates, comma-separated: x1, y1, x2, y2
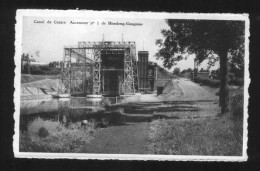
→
(14, 10, 249, 161)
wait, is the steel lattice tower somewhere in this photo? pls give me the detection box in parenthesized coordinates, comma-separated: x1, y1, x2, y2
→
(60, 41, 138, 96)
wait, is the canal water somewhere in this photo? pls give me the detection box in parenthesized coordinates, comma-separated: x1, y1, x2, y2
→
(20, 97, 124, 133)
(19, 95, 182, 152)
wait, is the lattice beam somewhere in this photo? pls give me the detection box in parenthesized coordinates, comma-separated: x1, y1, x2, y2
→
(61, 41, 137, 96)
(93, 49, 101, 94)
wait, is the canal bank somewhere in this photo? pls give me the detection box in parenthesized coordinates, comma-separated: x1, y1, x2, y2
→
(21, 78, 61, 100)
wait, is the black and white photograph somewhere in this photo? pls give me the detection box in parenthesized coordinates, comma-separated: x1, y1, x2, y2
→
(14, 10, 249, 161)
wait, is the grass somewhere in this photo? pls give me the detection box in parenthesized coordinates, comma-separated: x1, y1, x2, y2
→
(19, 84, 244, 155)
(148, 117, 243, 156)
(195, 76, 220, 87)
(20, 120, 95, 152)
(21, 74, 59, 84)
(147, 88, 244, 156)
(229, 86, 244, 119)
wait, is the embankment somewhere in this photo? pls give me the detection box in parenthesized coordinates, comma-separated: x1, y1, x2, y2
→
(21, 78, 61, 100)
(21, 74, 59, 84)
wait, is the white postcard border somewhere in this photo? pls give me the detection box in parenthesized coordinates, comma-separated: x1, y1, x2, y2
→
(14, 10, 250, 161)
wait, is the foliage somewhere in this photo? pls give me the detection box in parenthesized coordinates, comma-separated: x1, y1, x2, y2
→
(200, 68, 208, 72)
(229, 78, 244, 86)
(49, 61, 62, 68)
(229, 51, 244, 78)
(181, 68, 193, 78)
(195, 75, 243, 87)
(155, 19, 245, 114)
(30, 65, 60, 75)
(195, 76, 220, 87)
(187, 68, 192, 73)
(22, 64, 31, 74)
(229, 87, 244, 119)
(155, 19, 245, 69)
(38, 127, 49, 138)
(173, 67, 181, 76)
(20, 122, 95, 152)
(21, 74, 59, 84)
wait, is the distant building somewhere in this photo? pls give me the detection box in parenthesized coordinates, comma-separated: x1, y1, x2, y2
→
(197, 71, 210, 79)
(137, 51, 174, 93)
(30, 61, 48, 66)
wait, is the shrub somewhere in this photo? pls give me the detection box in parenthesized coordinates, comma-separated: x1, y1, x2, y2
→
(229, 87, 244, 119)
(30, 65, 60, 75)
(228, 73, 244, 86)
(38, 127, 49, 138)
(228, 73, 236, 82)
(195, 76, 220, 87)
(20, 122, 96, 152)
(195, 75, 244, 87)
(229, 78, 244, 86)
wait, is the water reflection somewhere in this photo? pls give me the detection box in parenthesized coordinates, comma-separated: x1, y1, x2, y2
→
(20, 97, 123, 133)
(20, 96, 193, 134)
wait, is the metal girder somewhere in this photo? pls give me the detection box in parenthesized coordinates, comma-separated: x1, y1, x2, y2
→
(130, 44, 138, 93)
(123, 48, 135, 94)
(86, 65, 93, 94)
(66, 41, 136, 49)
(70, 49, 94, 63)
(61, 41, 137, 96)
(59, 48, 71, 94)
(93, 49, 101, 94)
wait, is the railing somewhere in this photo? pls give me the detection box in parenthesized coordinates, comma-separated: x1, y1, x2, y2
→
(102, 96, 124, 105)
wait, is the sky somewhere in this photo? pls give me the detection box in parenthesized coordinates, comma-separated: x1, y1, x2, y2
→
(22, 16, 218, 71)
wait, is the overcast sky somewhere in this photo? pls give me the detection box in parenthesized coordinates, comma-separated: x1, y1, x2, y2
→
(22, 16, 216, 71)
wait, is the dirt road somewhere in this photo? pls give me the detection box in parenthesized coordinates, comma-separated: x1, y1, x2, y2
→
(166, 78, 218, 101)
(83, 78, 219, 154)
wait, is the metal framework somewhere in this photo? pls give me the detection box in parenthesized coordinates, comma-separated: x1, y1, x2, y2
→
(60, 41, 138, 95)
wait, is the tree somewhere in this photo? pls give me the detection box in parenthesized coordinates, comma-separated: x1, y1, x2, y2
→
(155, 19, 245, 114)
(229, 49, 244, 78)
(187, 68, 192, 73)
(181, 69, 187, 74)
(173, 67, 181, 76)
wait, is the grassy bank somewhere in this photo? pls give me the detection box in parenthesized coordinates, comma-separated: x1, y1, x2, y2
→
(20, 120, 95, 152)
(21, 74, 59, 84)
(148, 87, 244, 156)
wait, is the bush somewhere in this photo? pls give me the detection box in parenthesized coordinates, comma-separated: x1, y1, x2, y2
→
(173, 68, 181, 76)
(228, 73, 236, 82)
(30, 66, 44, 75)
(20, 122, 95, 152)
(30, 65, 60, 75)
(228, 73, 244, 86)
(229, 78, 244, 86)
(38, 127, 49, 138)
(195, 76, 220, 87)
(195, 75, 244, 87)
(229, 87, 244, 119)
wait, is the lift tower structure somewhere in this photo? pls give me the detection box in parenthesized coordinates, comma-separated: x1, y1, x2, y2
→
(60, 41, 138, 96)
